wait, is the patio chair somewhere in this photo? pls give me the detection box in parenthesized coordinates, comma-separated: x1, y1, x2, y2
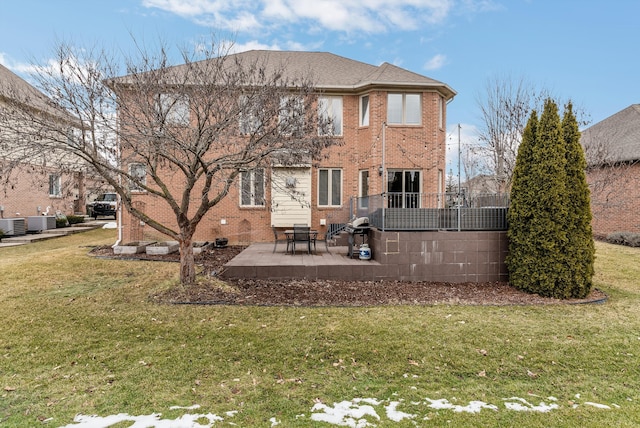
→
(292, 225, 312, 254)
(272, 227, 289, 253)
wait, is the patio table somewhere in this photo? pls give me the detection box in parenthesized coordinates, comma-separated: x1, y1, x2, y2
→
(284, 229, 318, 254)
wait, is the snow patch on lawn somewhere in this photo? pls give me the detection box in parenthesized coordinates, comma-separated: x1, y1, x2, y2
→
(58, 393, 618, 427)
(59, 410, 226, 428)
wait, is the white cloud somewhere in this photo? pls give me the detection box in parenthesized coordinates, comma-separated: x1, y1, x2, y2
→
(424, 53, 447, 70)
(141, 0, 454, 33)
(0, 53, 39, 75)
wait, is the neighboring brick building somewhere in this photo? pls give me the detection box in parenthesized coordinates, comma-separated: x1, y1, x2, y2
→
(581, 104, 640, 236)
(0, 64, 95, 220)
(115, 51, 456, 244)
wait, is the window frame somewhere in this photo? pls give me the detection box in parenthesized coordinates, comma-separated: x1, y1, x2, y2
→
(387, 93, 422, 125)
(318, 168, 342, 207)
(128, 163, 147, 192)
(278, 95, 305, 136)
(360, 94, 370, 127)
(387, 169, 422, 208)
(239, 168, 266, 207)
(238, 94, 262, 135)
(358, 169, 369, 209)
(318, 95, 343, 136)
(48, 174, 61, 197)
(157, 93, 190, 126)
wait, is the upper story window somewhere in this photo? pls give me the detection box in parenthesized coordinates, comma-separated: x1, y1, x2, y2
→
(278, 96, 305, 136)
(387, 93, 421, 125)
(438, 96, 444, 129)
(238, 94, 262, 135)
(157, 93, 190, 126)
(360, 95, 370, 127)
(318, 96, 343, 136)
(318, 168, 342, 207)
(49, 174, 61, 197)
(240, 168, 265, 207)
(129, 163, 147, 192)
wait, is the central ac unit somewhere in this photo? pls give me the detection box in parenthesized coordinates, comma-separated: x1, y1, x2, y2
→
(0, 218, 26, 236)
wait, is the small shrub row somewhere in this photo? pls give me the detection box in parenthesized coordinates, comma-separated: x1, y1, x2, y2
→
(606, 231, 640, 247)
(67, 215, 86, 225)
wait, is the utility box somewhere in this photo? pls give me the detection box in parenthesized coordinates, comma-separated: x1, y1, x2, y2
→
(0, 218, 26, 236)
(27, 216, 56, 232)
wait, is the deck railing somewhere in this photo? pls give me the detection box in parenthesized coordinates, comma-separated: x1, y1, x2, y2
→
(354, 192, 510, 231)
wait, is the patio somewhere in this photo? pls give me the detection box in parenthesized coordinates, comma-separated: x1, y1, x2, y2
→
(221, 243, 384, 281)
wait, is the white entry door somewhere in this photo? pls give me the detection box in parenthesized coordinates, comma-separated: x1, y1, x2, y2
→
(271, 167, 312, 227)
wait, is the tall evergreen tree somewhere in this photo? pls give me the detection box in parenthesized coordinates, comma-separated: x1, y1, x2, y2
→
(506, 110, 538, 289)
(508, 99, 574, 298)
(562, 102, 595, 298)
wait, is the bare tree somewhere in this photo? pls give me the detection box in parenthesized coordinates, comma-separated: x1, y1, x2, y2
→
(474, 75, 550, 192)
(0, 39, 338, 284)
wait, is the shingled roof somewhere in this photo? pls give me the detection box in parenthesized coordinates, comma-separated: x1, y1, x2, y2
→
(0, 63, 75, 123)
(111, 50, 456, 100)
(581, 104, 640, 163)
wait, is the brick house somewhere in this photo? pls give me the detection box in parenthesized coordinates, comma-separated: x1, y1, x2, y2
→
(0, 64, 95, 220)
(116, 50, 456, 245)
(581, 104, 640, 236)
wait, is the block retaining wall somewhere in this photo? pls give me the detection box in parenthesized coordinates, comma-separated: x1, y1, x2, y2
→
(368, 229, 509, 283)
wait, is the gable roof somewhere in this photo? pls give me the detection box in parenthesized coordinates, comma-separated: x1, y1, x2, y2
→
(581, 104, 640, 163)
(0, 63, 75, 123)
(110, 50, 456, 100)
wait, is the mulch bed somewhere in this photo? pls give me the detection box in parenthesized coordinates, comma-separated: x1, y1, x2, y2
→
(89, 245, 608, 307)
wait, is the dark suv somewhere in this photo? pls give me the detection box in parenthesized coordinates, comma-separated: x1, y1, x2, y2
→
(91, 193, 117, 219)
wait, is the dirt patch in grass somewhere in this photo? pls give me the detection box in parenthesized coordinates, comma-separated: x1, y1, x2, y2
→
(90, 245, 607, 307)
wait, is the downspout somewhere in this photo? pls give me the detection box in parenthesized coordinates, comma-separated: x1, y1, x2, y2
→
(113, 112, 123, 247)
(381, 122, 386, 232)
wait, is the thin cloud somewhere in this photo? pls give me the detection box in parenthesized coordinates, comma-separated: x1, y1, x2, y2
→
(141, 0, 454, 33)
(424, 53, 447, 70)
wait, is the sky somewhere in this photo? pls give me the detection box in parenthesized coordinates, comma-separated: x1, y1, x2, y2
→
(1, 0, 639, 170)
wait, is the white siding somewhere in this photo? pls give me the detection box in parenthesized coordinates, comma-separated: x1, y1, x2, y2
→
(271, 167, 312, 227)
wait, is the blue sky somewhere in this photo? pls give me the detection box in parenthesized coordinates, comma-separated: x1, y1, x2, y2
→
(1, 0, 639, 164)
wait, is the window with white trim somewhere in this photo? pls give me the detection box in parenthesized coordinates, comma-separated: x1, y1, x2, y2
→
(359, 170, 369, 208)
(49, 174, 61, 197)
(157, 93, 190, 126)
(240, 168, 265, 207)
(278, 96, 305, 135)
(318, 168, 342, 206)
(387, 93, 421, 125)
(387, 169, 421, 208)
(360, 95, 370, 127)
(129, 163, 146, 191)
(318, 96, 343, 136)
(238, 94, 262, 134)
(438, 96, 444, 129)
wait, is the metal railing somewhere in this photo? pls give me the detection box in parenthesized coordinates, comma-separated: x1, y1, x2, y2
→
(354, 192, 510, 231)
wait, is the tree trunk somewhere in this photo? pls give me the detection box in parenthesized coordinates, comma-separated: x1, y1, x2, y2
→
(179, 234, 196, 284)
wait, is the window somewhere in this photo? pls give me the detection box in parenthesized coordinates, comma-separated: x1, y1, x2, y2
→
(238, 94, 262, 135)
(318, 96, 343, 136)
(158, 93, 190, 126)
(49, 174, 61, 197)
(129, 163, 146, 191)
(318, 168, 342, 206)
(360, 95, 370, 127)
(278, 96, 305, 135)
(240, 168, 265, 207)
(438, 96, 444, 129)
(387, 169, 421, 207)
(359, 170, 369, 208)
(387, 93, 421, 125)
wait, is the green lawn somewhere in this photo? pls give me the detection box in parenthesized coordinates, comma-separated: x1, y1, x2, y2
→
(1, 228, 639, 427)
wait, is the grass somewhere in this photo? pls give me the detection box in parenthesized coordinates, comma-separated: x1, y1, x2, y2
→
(1, 228, 639, 427)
